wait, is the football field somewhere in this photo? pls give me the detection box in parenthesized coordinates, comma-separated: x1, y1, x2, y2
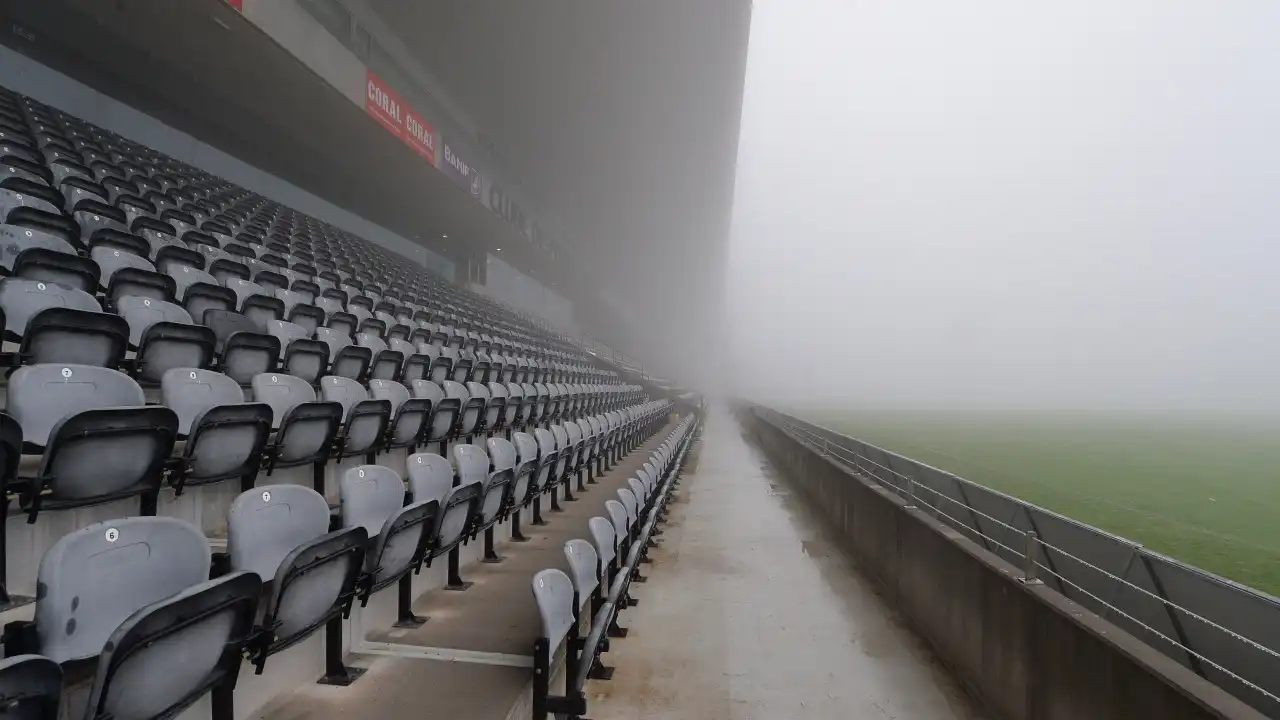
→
(803, 410, 1280, 596)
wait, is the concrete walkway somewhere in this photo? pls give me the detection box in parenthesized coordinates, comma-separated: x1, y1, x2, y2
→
(585, 408, 987, 720)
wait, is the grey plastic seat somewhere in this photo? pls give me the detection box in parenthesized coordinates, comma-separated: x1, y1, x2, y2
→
(407, 452, 478, 557)
(564, 539, 599, 611)
(445, 380, 483, 439)
(456, 444, 507, 530)
(269, 319, 328, 383)
(7, 364, 177, 517)
(428, 345, 454, 383)
(532, 428, 560, 496)
(503, 383, 524, 428)
(510, 432, 539, 504)
(588, 516, 617, 575)
(605, 500, 629, 552)
(411, 379, 459, 446)
(532, 568, 576, 659)
(162, 368, 271, 493)
(0, 224, 77, 275)
(358, 333, 402, 381)
(487, 437, 523, 515)
(339, 465, 436, 592)
(31, 516, 210, 662)
(321, 375, 390, 458)
(402, 343, 434, 383)
(251, 372, 342, 469)
(315, 327, 370, 380)
(551, 424, 571, 482)
(167, 264, 234, 321)
(0, 278, 129, 367)
(370, 378, 429, 449)
(629, 477, 649, 510)
(618, 488, 639, 531)
(228, 484, 366, 666)
(564, 421, 585, 477)
(118, 296, 216, 383)
(91, 245, 151, 286)
(0, 654, 62, 720)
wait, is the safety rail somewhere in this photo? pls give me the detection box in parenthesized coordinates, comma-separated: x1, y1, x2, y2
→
(752, 405, 1280, 719)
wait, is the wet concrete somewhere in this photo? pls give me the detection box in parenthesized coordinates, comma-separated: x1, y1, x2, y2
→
(585, 407, 987, 720)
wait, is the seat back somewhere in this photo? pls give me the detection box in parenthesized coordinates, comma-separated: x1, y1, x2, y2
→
(371, 379, 427, 447)
(251, 373, 340, 465)
(83, 571, 260, 720)
(8, 363, 146, 444)
(117, 295, 192, 346)
(629, 477, 648, 507)
(605, 500, 628, 549)
(588, 516, 616, 569)
(532, 428, 559, 492)
(531, 569, 575, 652)
(618, 488, 638, 528)
(322, 376, 389, 456)
(36, 517, 210, 662)
(230, 485, 366, 652)
(564, 539, 599, 610)
(341, 465, 435, 588)
(412, 379, 459, 443)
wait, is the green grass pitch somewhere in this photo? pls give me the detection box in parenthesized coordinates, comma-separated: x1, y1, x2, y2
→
(802, 409, 1280, 596)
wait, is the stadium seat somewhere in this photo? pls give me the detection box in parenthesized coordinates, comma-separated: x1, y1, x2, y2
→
(227, 483, 366, 673)
(0, 278, 128, 367)
(7, 364, 177, 520)
(163, 368, 272, 496)
(322, 375, 391, 460)
(406, 452, 480, 589)
(205, 309, 279, 384)
(251, 372, 341, 484)
(118, 296, 215, 383)
(369, 378, 430, 450)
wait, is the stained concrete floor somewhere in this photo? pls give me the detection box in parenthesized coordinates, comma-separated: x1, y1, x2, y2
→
(584, 407, 987, 720)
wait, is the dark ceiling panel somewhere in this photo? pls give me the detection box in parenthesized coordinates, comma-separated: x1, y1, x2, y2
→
(365, 0, 752, 329)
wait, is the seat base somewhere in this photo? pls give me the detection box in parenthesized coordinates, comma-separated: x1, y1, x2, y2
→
(317, 665, 367, 687)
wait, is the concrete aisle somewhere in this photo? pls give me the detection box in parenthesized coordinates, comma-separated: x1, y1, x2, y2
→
(585, 408, 987, 720)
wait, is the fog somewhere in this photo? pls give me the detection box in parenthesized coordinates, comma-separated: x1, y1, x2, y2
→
(726, 0, 1280, 415)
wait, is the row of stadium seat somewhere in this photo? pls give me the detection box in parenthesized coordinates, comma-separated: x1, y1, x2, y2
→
(0, 361, 643, 601)
(0, 86, 604, 389)
(0, 398, 673, 720)
(531, 415, 697, 719)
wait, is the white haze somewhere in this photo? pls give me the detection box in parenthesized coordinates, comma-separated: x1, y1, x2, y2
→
(726, 0, 1280, 415)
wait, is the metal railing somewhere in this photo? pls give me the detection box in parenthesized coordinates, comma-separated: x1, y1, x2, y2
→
(753, 406, 1280, 718)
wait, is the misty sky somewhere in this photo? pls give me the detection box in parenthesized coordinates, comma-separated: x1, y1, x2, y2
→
(727, 0, 1280, 414)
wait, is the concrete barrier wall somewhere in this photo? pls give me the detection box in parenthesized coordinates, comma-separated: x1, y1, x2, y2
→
(742, 411, 1266, 720)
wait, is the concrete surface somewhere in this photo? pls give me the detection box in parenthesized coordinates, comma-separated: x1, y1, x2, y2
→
(586, 408, 984, 720)
(745, 408, 1268, 720)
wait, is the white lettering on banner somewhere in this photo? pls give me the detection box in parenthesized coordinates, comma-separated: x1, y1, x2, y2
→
(367, 81, 401, 124)
(444, 145, 472, 178)
(405, 113, 435, 153)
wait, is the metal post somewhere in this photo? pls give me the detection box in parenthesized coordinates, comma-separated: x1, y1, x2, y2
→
(1023, 531, 1041, 584)
(904, 476, 917, 509)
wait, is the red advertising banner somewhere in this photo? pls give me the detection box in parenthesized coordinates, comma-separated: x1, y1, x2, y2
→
(225, 0, 243, 11)
(365, 70, 438, 166)
(404, 108, 437, 166)
(365, 70, 405, 139)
